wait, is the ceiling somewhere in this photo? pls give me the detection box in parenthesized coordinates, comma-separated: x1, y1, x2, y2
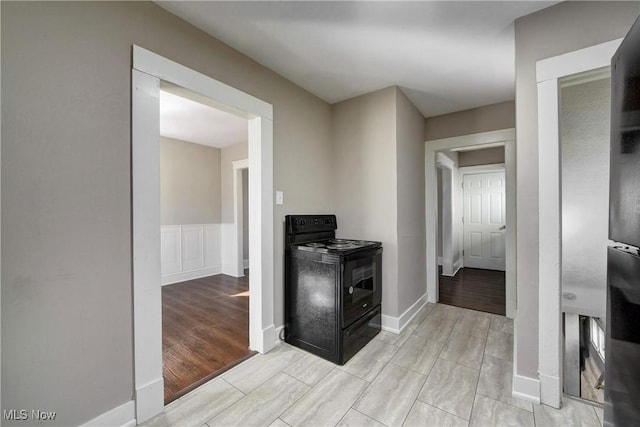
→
(160, 89, 247, 148)
(157, 1, 559, 117)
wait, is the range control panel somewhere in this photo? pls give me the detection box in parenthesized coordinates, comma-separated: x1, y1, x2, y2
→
(286, 215, 337, 234)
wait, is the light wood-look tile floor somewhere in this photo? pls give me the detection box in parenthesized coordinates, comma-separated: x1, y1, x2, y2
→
(144, 303, 604, 427)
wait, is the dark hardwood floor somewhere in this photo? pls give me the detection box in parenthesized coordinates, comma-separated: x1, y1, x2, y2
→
(439, 267, 505, 315)
(162, 272, 255, 404)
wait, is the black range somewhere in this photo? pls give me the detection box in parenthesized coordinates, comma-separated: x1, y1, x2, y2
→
(284, 214, 382, 364)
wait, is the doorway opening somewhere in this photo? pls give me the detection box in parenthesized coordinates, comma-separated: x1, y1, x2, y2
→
(426, 129, 516, 319)
(434, 147, 507, 315)
(558, 70, 611, 406)
(158, 85, 255, 404)
(132, 46, 274, 423)
(536, 38, 621, 408)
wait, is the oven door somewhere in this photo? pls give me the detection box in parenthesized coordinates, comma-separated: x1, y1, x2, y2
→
(342, 248, 382, 327)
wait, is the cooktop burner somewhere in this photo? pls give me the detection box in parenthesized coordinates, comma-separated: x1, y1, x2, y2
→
(305, 242, 326, 248)
(327, 243, 357, 250)
(296, 238, 381, 254)
(330, 239, 351, 244)
(285, 215, 381, 255)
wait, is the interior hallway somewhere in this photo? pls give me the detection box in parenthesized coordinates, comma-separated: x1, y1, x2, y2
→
(439, 267, 506, 315)
(162, 272, 255, 403)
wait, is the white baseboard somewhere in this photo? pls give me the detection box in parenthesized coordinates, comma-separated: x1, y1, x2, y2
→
(221, 263, 245, 278)
(81, 400, 136, 427)
(380, 314, 400, 334)
(381, 294, 428, 334)
(539, 372, 561, 408)
(452, 258, 461, 276)
(441, 257, 461, 277)
(135, 377, 164, 424)
(262, 324, 277, 353)
(161, 265, 222, 286)
(243, 258, 249, 269)
(274, 325, 285, 344)
(398, 293, 428, 332)
(512, 374, 541, 404)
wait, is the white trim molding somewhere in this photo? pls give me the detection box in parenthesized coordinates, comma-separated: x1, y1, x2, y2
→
(512, 374, 541, 404)
(133, 46, 272, 120)
(233, 158, 249, 170)
(425, 129, 516, 318)
(132, 45, 274, 423)
(512, 325, 541, 404)
(134, 378, 164, 425)
(381, 293, 428, 334)
(80, 401, 136, 427)
(535, 38, 621, 409)
(162, 267, 222, 286)
(274, 325, 285, 344)
(229, 158, 249, 277)
(436, 152, 455, 169)
(536, 39, 622, 83)
(458, 164, 505, 174)
(132, 69, 164, 423)
(436, 153, 455, 277)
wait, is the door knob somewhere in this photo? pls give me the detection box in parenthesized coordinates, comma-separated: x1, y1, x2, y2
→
(499, 225, 506, 230)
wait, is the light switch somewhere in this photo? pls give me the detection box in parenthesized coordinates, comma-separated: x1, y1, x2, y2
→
(276, 191, 284, 205)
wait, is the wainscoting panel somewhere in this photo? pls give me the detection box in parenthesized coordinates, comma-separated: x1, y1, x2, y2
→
(161, 226, 181, 276)
(182, 225, 204, 272)
(204, 225, 221, 268)
(161, 224, 222, 286)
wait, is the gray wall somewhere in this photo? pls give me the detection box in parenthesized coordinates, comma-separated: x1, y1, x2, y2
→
(220, 142, 248, 224)
(561, 78, 611, 318)
(332, 87, 400, 317)
(160, 137, 221, 225)
(514, 0, 639, 379)
(219, 142, 250, 263)
(458, 146, 505, 167)
(332, 86, 425, 319)
(1, 2, 334, 425)
(424, 100, 515, 141)
(396, 89, 427, 314)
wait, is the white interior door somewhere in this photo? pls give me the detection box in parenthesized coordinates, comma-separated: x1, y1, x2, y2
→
(463, 171, 506, 271)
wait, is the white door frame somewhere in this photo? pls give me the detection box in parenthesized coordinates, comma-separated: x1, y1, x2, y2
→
(232, 159, 249, 276)
(436, 153, 456, 276)
(425, 128, 516, 319)
(536, 38, 621, 408)
(132, 46, 275, 423)
(459, 164, 507, 272)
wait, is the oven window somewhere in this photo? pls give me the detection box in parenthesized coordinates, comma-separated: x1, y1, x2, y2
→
(343, 251, 381, 327)
(352, 264, 375, 295)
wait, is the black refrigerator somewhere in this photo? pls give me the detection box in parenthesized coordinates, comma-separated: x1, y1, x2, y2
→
(606, 14, 640, 427)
